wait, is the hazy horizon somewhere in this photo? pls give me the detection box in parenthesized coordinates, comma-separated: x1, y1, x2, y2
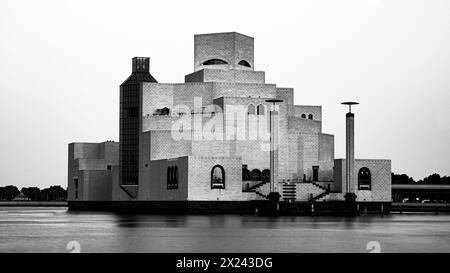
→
(1, 0, 449, 188)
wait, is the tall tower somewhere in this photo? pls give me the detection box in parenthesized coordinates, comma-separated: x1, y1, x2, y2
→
(342, 102, 358, 215)
(119, 57, 157, 194)
(346, 111, 355, 193)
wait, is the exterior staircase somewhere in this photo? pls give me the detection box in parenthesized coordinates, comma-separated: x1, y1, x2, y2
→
(282, 183, 296, 202)
(247, 181, 268, 191)
(251, 181, 333, 202)
(280, 182, 331, 202)
(316, 192, 346, 202)
(254, 181, 270, 200)
(311, 182, 331, 201)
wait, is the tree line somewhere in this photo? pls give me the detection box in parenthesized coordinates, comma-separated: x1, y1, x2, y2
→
(392, 173, 450, 184)
(0, 185, 67, 201)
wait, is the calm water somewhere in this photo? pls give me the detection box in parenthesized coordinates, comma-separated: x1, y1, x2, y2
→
(0, 207, 449, 253)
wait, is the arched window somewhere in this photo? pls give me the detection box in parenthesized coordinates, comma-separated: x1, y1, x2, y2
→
(301, 114, 306, 118)
(308, 114, 313, 120)
(358, 167, 371, 190)
(262, 169, 270, 182)
(238, 60, 251, 67)
(167, 166, 179, 190)
(248, 104, 255, 115)
(211, 165, 225, 189)
(257, 104, 265, 115)
(242, 165, 251, 180)
(250, 169, 262, 181)
(202, 59, 228, 65)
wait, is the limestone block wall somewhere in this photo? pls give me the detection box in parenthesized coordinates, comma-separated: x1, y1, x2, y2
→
(185, 69, 265, 84)
(83, 170, 112, 201)
(300, 133, 319, 174)
(185, 70, 204, 83)
(292, 105, 322, 121)
(138, 156, 189, 201)
(277, 88, 294, 114)
(354, 159, 391, 202)
(141, 83, 174, 116)
(222, 96, 271, 142)
(141, 94, 291, 181)
(333, 159, 344, 192)
(67, 143, 77, 201)
(319, 134, 334, 162)
(294, 183, 326, 201)
(255, 182, 271, 199)
(142, 116, 173, 132)
(220, 96, 290, 187)
(141, 82, 214, 117)
(285, 133, 334, 183)
(139, 129, 190, 200)
(211, 83, 277, 100)
(192, 140, 233, 157)
(317, 133, 335, 182)
(148, 131, 192, 160)
(77, 158, 108, 170)
(98, 142, 119, 166)
(68, 142, 118, 202)
(68, 169, 84, 201)
(70, 143, 101, 159)
(235, 140, 270, 172)
(173, 83, 214, 108)
(188, 156, 248, 201)
(261, 99, 289, 187)
(143, 113, 225, 133)
(286, 134, 303, 180)
(319, 192, 345, 201)
(194, 32, 254, 71)
(233, 32, 254, 70)
(288, 117, 322, 134)
(334, 159, 392, 202)
(303, 161, 334, 183)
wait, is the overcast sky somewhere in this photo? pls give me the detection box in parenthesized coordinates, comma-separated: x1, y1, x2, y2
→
(0, 0, 449, 189)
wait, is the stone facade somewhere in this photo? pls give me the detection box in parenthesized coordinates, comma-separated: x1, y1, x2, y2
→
(133, 32, 338, 201)
(332, 159, 392, 202)
(194, 32, 254, 71)
(67, 141, 118, 201)
(68, 32, 392, 204)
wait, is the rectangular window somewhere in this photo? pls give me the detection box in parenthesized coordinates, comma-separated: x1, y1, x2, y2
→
(312, 166, 319, 182)
(107, 165, 112, 170)
(74, 178, 79, 199)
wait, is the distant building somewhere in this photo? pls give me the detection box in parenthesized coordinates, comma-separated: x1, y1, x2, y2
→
(12, 193, 29, 201)
(68, 32, 391, 210)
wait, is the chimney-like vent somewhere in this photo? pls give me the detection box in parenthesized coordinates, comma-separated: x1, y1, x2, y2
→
(132, 57, 150, 73)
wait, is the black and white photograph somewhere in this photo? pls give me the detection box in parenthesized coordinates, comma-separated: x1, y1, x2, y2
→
(0, 0, 449, 267)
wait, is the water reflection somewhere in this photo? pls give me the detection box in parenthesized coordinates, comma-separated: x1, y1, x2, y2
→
(0, 207, 450, 253)
(113, 214, 189, 228)
(208, 215, 226, 228)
